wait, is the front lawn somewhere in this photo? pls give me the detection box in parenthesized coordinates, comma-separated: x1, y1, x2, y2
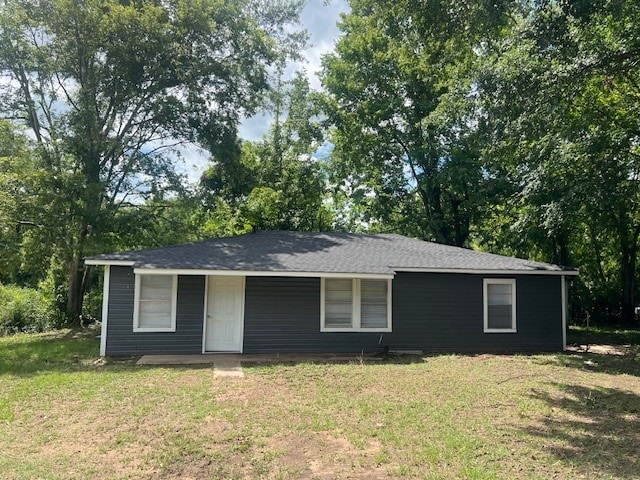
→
(1, 330, 639, 479)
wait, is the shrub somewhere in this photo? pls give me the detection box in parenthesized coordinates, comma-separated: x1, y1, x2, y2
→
(82, 285, 103, 323)
(0, 284, 56, 335)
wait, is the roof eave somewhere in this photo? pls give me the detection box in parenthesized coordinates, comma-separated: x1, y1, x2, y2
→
(83, 262, 578, 277)
(132, 267, 395, 279)
(393, 267, 579, 276)
(84, 259, 135, 266)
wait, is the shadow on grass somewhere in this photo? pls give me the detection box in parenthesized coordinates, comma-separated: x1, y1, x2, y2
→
(567, 325, 640, 346)
(534, 350, 640, 377)
(241, 353, 429, 369)
(0, 330, 110, 377)
(0, 337, 224, 377)
(523, 383, 640, 479)
(0, 330, 434, 377)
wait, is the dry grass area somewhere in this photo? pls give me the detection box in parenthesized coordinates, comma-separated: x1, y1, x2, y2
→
(1, 329, 639, 479)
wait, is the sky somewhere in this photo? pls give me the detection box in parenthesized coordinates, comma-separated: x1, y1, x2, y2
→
(238, 0, 350, 141)
(181, 0, 349, 183)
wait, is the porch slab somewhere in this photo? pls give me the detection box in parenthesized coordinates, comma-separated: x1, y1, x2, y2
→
(135, 353, 379, 366)
(136, 355, 230, 365)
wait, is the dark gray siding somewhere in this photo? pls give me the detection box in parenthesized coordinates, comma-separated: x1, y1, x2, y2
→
(105, 268, 563, 355)
(105, 266, 205, 355)
(243, 273, 563, 354)
(390, 272, 562, 352)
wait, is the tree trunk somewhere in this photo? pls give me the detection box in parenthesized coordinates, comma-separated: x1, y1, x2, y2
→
(448, 194, 469, 248)
(551, 232, 569, 266)
(66, 256, 85, 324)
(65, 222, 90, 324)
(620, 230, 638, 325)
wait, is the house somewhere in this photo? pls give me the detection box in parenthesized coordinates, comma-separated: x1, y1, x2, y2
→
(84, 231, 578, 356)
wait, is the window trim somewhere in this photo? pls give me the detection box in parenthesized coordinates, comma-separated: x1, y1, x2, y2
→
(133, 274, 178, 333)
(483, 278, 517, 333)
(320, 278, 392, 332)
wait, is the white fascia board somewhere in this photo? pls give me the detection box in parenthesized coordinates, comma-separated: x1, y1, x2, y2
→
(394, 267, 579, 276)
(561, 275, 568, 351)
(133, 268, 394, 279)
(85, 259, 135, 266)
(90, 262, 577, 276)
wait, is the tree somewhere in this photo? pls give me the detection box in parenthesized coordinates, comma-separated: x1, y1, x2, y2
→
(321, 0, 513, 246)
(477, 0, 640, 323)
(0, 0, 304, 321)
(0, 121, 41, 283)
(200, 71, 332, 232)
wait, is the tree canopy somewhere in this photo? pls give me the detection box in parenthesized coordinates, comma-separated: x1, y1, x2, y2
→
(475, 0, 640, 322)
(0, 0, 305, 319)
(321, 0, 640, 324)
(322, 0, 514, 245)
(1, 0, 639, 326)
(199, 70, 332, 234)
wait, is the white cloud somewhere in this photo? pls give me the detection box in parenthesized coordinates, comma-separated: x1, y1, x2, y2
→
(239, 0, 348, 141)
(177, 143, 211, 184)
(297, 0, 350, 90)
(237, 112, 272, 142)
(193, 0, 349, 183)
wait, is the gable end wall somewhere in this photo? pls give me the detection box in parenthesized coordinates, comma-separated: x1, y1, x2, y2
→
(105, 266, 204, 355)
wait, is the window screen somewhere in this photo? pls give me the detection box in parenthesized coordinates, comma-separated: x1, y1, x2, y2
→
(324, 279, 353, 328)
(486, 282, 514, 330)
(137, 275, 174, 330)
(360, 280, 388, 328)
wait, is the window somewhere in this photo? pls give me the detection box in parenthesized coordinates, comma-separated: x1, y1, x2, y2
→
(324, 279, 353, 328)
(321, 278, 391, 332)
(483, 278, 516, 333)
(133, 274, 177, 332)
(361, 280, 389, 328)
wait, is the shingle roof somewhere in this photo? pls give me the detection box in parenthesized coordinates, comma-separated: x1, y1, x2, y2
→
(85, 231, 577, 275)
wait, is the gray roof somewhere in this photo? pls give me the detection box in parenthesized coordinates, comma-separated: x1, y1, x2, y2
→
(85, 231, 577, 275)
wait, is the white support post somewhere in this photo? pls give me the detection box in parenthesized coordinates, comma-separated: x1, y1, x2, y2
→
(561, 275, 567, 351)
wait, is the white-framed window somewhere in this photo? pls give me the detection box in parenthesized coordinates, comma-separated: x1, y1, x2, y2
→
(133, 274, 178, 332)
(321, 278, 392, 332)
(483, 278, 516, 333)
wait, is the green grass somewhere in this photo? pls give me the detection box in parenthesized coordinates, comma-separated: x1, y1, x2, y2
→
(568, 324, 640, 345)
(1, 329, 639, 479)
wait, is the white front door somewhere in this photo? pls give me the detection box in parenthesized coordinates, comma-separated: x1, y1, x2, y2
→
(205, 276, 244, 352)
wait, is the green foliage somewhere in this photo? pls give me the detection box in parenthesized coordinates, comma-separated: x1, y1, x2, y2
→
(2, 0, 639, 328)
(568, 325, 640, 346)
(0, 0, 304, 320)
(200, 70, 333, 232)
(81, 287, 103, 322)
(197, 198, 251, 238)
(475, 0, 640, 323)
(0, 284, 59, 335)
(37, 259, 68, 320)
(0, 121, 50, 285)
(319, 0, 640, 324)
(322, 0, 514, 246)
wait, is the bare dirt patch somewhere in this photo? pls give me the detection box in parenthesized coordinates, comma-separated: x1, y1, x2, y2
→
(270, 432, 389, 479)
(567, 343, 639, 356)
(146, 431, 392, 480)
